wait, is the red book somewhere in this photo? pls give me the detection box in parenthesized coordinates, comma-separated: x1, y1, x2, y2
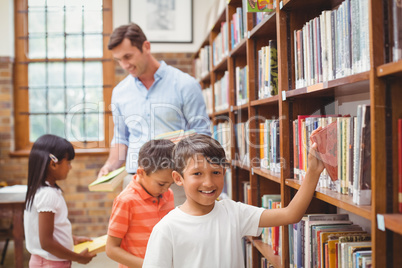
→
(310, 121, 338, 181)
(399, 119, 402, 213)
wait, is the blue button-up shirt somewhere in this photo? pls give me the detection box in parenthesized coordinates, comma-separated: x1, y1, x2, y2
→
(111, 61, 211, 173)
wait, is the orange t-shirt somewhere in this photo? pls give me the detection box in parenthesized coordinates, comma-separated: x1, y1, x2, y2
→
(108, 175, 174, 264)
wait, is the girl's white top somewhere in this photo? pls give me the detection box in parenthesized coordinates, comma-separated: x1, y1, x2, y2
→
(24, 184, 73, 261)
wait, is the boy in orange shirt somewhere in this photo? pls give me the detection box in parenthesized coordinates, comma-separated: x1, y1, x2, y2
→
(106, 139, 175, 268)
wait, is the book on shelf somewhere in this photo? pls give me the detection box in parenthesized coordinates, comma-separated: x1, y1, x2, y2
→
(154, 129, 196, 144)
(73, 234, 107, 254)
(246, 0, 274, 12)
(392, 0, 402, 62)
(88, 166, 127, 192)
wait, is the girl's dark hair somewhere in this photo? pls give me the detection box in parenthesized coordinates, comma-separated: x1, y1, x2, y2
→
(108, 23, 147, 51)
(173, 134, 228, 175)
(25, 134, 75, 210)
(138, 139, 175, 175)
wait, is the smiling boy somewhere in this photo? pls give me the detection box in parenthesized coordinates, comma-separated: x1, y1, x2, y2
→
(143, 133, 325, 268)
(106, 139, 175, 268)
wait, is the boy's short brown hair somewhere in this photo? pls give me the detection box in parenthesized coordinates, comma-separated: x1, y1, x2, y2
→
(138, 139, 175, 175)
(108, 23, 147, 51)
(172, 134, 228, 175)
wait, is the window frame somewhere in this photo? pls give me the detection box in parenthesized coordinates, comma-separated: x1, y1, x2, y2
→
(13, 0, 114, 153)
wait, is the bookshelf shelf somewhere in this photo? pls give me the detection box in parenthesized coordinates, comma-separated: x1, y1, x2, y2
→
(233, 160, 250, 171)
(378, 214, 402, 236)
(214, 108, 230, 116)
(230, 38, 247, 57)
(199, 72, 211, 84)
(193, 0, 402, 266)
(285, 179, 372, 220)
(377, 60, 402, 77)
(249, 13, 277, 39)
(213, 56, 228, 72)
(248, 236, 282, 268)
(286, 72, 370, 99)
(250, 96, 279, 107)
(253, 168, 281, 184)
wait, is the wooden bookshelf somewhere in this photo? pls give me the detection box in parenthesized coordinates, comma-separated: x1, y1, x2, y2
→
(193, 0, 402, 267)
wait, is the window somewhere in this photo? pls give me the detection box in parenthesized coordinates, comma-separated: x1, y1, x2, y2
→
(14, 0, 114, 151)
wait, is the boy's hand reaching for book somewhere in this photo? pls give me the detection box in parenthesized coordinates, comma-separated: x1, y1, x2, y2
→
(308, 127, 325, 176)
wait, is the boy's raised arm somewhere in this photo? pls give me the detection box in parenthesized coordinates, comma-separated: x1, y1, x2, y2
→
(259, 128, 325, 228)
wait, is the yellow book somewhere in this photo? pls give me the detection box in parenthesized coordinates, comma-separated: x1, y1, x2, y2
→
(88, 166, 127, 192)
(73, 235, 108, 254)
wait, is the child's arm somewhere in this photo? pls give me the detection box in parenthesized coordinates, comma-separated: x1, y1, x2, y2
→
(259, 129, 325, 228)
(38, 212, 96, 264)
(105, 235, 143, 268)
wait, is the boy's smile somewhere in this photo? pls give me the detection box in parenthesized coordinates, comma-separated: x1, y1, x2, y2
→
(173, 154, 226, 216)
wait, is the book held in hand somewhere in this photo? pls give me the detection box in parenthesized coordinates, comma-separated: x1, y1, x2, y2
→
(310, 121, 338, 181)
(88, 166, 127, 192)
(73, 234, 107, 254)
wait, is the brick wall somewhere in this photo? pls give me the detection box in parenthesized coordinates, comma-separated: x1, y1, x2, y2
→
(0, 52, 194, 237)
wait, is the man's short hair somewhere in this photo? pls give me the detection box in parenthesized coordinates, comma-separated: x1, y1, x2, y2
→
(108, 23, 147, 51)
(138, 139, 175, 175)
(173, 134, 228, 175)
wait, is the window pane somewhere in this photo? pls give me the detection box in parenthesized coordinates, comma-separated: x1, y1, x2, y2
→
(29, 115, 47, 142)
(66, 7, 83, 34)
(29, 36, 46, 59)
(47, 7, 64, 34)
(48, 35, 65, 58)
(48, 114, 66, 138)
(66, 113, 84, 142)
(66, 35, 83, 58)
(29, 88, 47, 113)
(66, 62, 83, 86)
(28, 8, 45, 34)
(84, 62, 102, 86)
(28, 63, 46, 87)
(46, 0, 64, 8)
(67, 87, 84, 110)
(48, 88, 65, 113)
(85, 113, 103, 141)
(84, 34, 102, 57)
(84, 10, 102, 33)
(85, 87, 103, 104)
(28, 0, 46, 6)
(48, 63, 65, 87)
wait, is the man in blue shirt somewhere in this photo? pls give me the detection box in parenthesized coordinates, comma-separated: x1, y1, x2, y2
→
(98, 23, 211, 205)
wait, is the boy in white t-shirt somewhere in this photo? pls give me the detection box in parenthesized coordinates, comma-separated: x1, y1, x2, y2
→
(143, 133, 325, 268)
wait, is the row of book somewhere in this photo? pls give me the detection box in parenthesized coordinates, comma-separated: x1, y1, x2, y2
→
(214, 71, 229, 112)
(212, 21, 229, 67)
(261, 194, 281, 256)
(236, 65, 249, 106)
(213, 121, 232, 161)
(290, 213, 371, 268)
(257, 40, 278, 100)
(259, 119, 280, 174)
(201, 86, 213, 115)
(230, 7, 245, 49)
(235, 122, 250, 167)
(293, 104, 371, 205)
(293, 0, 370, 89)
(194, 45, 211, 80)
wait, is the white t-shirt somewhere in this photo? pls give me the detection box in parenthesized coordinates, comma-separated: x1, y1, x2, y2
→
(143, 199, 264, 268)
(24, 185, 74, 261)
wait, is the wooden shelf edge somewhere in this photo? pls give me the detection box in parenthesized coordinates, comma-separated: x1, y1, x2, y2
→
(247, 237, 282, 268)
(249, 12, 276, 39)
(230, 38, 247, 57)
(377, 60, 402, 77)
(233, 102, 249, 111)
(286, 72, 369, 98)
(377, 214, 402, 235)
(233, 160, 250, 171)
(250, 95, 279, 106)
(212, 56, 228, 72)
(253, 168, 281, 184)
(285, 179, 372, 220)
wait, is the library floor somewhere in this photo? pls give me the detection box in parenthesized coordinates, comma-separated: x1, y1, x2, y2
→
(0, 240, 118, 268)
